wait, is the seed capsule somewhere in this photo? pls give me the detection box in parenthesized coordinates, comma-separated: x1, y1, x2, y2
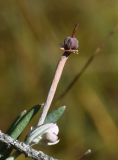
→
(63, 36, 79, 50)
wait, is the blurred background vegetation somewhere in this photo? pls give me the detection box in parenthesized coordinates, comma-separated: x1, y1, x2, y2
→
(0, 0, 118, 160)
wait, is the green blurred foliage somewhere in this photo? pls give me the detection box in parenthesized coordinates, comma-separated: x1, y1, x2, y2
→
(0, 0, 118, 159)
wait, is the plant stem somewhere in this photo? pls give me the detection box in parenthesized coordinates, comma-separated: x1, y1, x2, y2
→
(37, 52, 70, 126)
(37, 24, 79, 126)
(0, 130, 57, 160)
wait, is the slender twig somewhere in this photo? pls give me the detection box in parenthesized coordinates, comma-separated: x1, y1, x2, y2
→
(72, 23, 79, 37)
(37, 24, 79, 126)
(56, 25, 118, 101)
(0, 130, 57, 160)
(37, 52, 70, 126)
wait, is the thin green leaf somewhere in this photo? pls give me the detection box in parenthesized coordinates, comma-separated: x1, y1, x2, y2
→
(44, 106, 66, 124)
(8, 104, 41, 139)
(0, 104, 41, 159)
(6, 110, 27, 135)
(0, 110, 27, 149)
(0, 110, 28, 159)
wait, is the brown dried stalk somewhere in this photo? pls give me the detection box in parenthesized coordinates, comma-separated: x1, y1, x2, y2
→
(37, 24, 79, 126)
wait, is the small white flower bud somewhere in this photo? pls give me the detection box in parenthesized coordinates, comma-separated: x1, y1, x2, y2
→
(27, 123, 60, 146)
(47, 123, 59, 135)
(43, 132, 58, 143)
(41, 123, 59, 145)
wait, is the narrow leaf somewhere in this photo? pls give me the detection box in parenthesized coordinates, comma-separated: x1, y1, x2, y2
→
(0, 104, 41, 159)
(44, 106, 66, 124)
(6, 110, 27, 135)
(8, 104, 41, 139)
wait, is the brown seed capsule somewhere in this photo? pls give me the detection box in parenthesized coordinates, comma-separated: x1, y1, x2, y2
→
(63, 36, 79, 50)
